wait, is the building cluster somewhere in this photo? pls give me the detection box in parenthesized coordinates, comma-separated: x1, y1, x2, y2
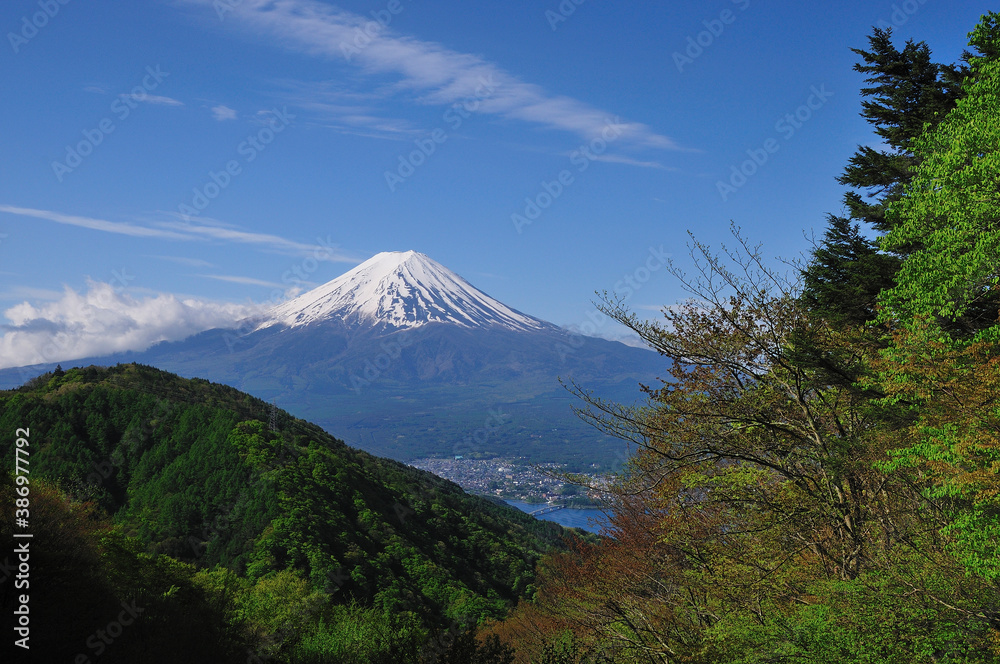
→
(409, 456, 598, 504)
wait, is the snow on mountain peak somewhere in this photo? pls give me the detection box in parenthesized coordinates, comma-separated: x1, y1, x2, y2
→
(257, 251, 553, 332)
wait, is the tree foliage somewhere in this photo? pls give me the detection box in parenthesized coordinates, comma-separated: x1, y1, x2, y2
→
(838, 27, 965, 235)
(880, 33, 1000, 331)
(801, 26, 966, 325)
(494, 230, 999, 662)
(800, 215, 901, 326)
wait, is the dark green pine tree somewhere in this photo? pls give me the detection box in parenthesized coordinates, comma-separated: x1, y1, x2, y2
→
(801, 28, 963, 324)
(801, 215, 900, 326)
(838, 27, 965, 235)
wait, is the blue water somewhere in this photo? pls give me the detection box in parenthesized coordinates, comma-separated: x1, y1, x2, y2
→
(505, 500, 608, 534)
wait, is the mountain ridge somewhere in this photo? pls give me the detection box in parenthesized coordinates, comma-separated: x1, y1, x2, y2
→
(0, 362, 571, 660)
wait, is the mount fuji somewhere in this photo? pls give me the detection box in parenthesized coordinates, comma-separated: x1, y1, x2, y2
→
(258, 250, 554, 333)
(1, 251, 659, 468)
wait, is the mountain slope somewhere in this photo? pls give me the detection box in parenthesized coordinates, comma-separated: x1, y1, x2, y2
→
(0, 364, 568, 626)
(125, 322, 656, 466)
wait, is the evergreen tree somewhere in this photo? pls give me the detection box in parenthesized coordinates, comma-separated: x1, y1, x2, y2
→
(800, 215, 900, 326)
(838, 27, 965, 235)
(801, 28, 963, 323)
(965, 11, 1000, 66)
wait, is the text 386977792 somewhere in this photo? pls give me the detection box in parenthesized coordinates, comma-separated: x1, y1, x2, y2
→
(13, 427, 32, 651)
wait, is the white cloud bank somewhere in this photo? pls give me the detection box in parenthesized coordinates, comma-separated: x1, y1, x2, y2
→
(0, 281, 267, 369)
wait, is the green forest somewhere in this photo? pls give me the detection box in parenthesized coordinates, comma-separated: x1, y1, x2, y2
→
(3, 12, 1000, 664)
(0, 363, 570, 662)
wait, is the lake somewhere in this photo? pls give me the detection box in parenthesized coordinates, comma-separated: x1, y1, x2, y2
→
(505, 500, 609, 534)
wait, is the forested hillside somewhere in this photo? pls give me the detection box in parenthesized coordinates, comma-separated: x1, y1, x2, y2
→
(483, 13, 1000, 664)
(0, 363, 569, 663)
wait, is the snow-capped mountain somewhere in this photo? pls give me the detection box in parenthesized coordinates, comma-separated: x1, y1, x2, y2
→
(258, 251, 553, 332)
(0, 250, 660, 468)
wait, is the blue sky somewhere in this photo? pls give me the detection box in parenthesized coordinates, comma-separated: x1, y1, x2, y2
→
(0, 0, 991, 367)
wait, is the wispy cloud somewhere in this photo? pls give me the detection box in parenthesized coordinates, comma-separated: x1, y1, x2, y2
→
(0, 286, 65, 302)
(196, 274, 292, 288)
(586, 154, 675, 169)
(148, 255, 216, 268)
(310, 123, 414, 141)
(155, 216, 358, 260)
(190, 0, 679, 149)
(337, 114, 415, 134)
(0, 205, 192, 240)
(0, 205, 360, 262)
(120, 92, 184, 106)
(0, 280, 267, 369)
(211, 104, 238, 120)
(267, 79, 417, 138)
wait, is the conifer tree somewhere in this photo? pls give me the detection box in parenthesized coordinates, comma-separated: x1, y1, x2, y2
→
(801, 28, 964, 323)
(801, 215, 900, 326)
(839, 27, 965, 235)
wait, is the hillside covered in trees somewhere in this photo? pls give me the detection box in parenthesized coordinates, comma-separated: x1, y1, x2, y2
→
(1, 362, 571, 663)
